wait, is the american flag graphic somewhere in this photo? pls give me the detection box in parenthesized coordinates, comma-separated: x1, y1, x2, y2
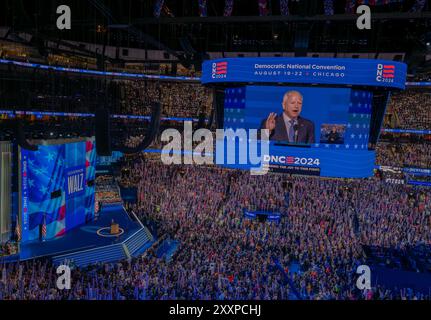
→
(286, 156, 295, 164)
(20, 138, 96, 242)
(382, 65, 395, 78)
(41, 217, 47, 240)
(223, 87, 246, 128)
(315, 90, 373, 150)
(342, 90, 373, 150)
(15, 223, 21, 241)
(215, 62, 228, 75)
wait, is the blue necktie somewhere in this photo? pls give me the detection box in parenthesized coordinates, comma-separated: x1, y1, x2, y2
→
(288, 120, 295, 142)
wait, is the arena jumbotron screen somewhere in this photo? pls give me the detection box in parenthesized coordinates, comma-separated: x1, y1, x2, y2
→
(220, 85, 375, 177)
(0, 0, 431, 314)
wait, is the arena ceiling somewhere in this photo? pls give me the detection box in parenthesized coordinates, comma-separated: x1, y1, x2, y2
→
(1, 0, 430, 60)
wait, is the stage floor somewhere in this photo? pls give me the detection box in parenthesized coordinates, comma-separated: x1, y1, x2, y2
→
(18, 204, 141, 260)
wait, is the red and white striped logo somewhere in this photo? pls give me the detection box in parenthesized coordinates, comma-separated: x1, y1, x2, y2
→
(382, 65, 395, 79)
(212, 61, 228, 79)
(286, 156, 295, 164)
(376, 64, 395, 82)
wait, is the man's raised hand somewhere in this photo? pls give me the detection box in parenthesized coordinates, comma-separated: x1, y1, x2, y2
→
(265, 113, 277, 132)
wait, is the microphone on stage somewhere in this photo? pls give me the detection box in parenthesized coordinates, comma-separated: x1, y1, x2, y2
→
(293, 123, 299, 143)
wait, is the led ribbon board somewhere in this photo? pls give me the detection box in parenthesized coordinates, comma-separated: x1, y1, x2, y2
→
(202, 57, 407, 89)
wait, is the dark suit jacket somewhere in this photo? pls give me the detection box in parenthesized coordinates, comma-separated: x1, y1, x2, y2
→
(327, 131, 340, 144)
(260, 114, 315, 144)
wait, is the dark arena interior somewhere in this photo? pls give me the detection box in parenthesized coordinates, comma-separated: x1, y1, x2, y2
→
(0, 0, 431, 312)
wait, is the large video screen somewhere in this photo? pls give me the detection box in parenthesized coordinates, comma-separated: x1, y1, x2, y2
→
(220, 86, 377, 178)
(224, 86, 372, 148)
(20, 138, 96, 242)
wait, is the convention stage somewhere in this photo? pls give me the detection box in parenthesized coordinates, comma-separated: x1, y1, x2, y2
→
(17, 203, 142, 261)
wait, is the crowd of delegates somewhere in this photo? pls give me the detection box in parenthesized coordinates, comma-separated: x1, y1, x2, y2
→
(110, 119, 148, 150)
(123, 135, 145, 149)
(0, 40, 199, 78)
(375, 143, 431, 168)
(3, 156, 430, 300)
(384, 90, 431, 130)
(0, 242, 18, 257)
(119, 80, 213, 118)
(1, 64, 212, 119)
(379, 131, 430, 144)
(117, 159, 431, 300)
(95, 175, 122, 205)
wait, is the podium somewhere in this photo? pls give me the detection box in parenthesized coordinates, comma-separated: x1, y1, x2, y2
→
(110, 223, 120, 235)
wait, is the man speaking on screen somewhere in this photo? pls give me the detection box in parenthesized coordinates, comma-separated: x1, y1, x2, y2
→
(261, 90, 315, 144)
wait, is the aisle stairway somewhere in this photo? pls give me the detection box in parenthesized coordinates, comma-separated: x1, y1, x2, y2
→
(52, 226, 154, 267)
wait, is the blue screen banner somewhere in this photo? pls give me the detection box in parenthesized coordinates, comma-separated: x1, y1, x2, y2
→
(20, 138, 96, 242)
(202, 58, 407, 89)
(217, 141, 376, 178)
(407, 181, 431, 187)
